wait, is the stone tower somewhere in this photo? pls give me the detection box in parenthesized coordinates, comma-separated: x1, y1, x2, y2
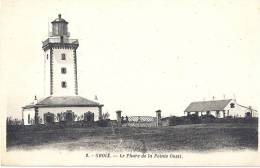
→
(42, 14, 79, 96)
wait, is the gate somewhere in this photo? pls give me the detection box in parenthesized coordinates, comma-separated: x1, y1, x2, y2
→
(122, 116, 157, 127)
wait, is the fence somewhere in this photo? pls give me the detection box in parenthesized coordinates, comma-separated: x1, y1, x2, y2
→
(122, 116, 157, 127)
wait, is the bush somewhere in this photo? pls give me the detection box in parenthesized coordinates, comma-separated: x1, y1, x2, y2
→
(200, 114, 216, 123)
(168, 116, 177, 126)
(188, 114, 201, 124)
(163, 116, 192, 126)
(96, 119, 110, 127)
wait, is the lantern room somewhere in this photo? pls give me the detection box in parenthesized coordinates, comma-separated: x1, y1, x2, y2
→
(50, 14, 69, 37)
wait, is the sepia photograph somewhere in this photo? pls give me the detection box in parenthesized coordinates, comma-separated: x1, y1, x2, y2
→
(0, 0, 259, 166)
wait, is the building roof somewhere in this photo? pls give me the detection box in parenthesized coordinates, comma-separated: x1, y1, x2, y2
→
(237, 104, 257, 112)
(184, 99, 232, 112)
(51, 14, 68, 23)
(23, 96, 103, 109)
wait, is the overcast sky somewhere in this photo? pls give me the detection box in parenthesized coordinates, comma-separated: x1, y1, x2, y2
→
(1, 0, 260, 119)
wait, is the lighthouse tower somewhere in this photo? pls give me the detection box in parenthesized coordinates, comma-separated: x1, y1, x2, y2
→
(22, 14, 103, 125)
(42, 14, 78, 96)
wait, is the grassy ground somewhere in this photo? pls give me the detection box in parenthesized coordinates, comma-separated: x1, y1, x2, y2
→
(7, 123, 258, 152)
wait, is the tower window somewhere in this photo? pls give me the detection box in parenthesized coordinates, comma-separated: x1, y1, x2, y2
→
(47, 54, 49, 60)
(61, 53, 66, 60)
(61, 81, 67, 88)
(61, 67, 67, 74)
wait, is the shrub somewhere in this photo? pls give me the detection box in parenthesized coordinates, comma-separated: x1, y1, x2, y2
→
(188, 114, 201, 124)
(201, 114, 216, 123)
(168, 116, 177, 126)
(96, 119, 110, 127)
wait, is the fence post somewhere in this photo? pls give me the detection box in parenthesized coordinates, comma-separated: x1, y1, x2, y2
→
(98, 106, 103, 120)
(116, 110, 122, 127)
(156, 110, 162, 127)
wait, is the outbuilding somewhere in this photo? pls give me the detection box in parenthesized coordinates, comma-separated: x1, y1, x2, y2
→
(184, 99, 257, 118)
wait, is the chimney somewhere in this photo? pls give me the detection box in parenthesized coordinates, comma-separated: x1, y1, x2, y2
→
(94, 95, 98, 101)
(33, 95, 38, 104)
(233, 93, 237, 102)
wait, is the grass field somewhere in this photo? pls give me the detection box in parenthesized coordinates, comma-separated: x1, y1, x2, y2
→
(7, 123, 258, 152)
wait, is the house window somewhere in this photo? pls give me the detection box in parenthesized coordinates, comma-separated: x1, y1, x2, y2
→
(61, 53, 66, 60)
(230, 103, 235, 108)
(47, 54, 48, 60)
(61, 81, 67, 88)
(61, 67, 67, 74)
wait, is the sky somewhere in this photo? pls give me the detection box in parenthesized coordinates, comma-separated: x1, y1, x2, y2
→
(1, 0, 260, 120)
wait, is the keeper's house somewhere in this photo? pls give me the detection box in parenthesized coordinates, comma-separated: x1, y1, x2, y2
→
(184, 99, 257, 118)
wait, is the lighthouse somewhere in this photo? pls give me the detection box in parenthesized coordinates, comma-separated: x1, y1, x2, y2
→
(22, 14, 103, 125)
(42, 14, 78, 96)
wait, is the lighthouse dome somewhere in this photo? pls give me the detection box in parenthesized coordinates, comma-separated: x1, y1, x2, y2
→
(51, 14, 68, 23)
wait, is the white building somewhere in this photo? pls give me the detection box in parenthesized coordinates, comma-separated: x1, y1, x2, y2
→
(184, 99, 257, 118)
(22, 14, 103, 125)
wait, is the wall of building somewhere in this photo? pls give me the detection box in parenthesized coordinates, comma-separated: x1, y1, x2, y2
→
(52, 48, 76, 96)
(207, 111, 225, 118)
(251, 110, 258, 118)
(224, 100, 251, 118)
(22, 108, 35, 125)
(44, 49, 51, 96)
(37, 106, 101, 124)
